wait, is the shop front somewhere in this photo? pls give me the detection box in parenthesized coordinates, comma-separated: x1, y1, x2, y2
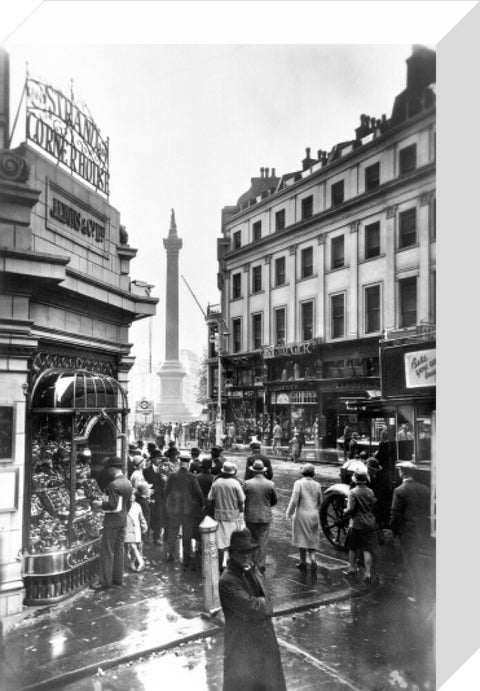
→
(0, 54, 157, 614)
(23, 365, 128, 604)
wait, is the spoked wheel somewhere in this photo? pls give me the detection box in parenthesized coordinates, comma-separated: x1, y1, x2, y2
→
(320, 493, 348, 551)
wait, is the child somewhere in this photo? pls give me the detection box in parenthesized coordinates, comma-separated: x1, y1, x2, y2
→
(125, 488, 148, 571)
(135, 482, 152, 544)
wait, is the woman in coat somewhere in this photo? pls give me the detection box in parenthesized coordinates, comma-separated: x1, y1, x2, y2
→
(286, 463, 323, 572)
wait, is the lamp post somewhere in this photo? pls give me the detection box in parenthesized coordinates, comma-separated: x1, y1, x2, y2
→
(215, 326, 229, 446)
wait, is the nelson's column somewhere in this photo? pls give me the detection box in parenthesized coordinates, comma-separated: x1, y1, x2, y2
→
(157, 209, 192, 420)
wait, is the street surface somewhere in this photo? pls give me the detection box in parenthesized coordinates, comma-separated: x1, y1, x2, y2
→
(4, 454, 435, 691)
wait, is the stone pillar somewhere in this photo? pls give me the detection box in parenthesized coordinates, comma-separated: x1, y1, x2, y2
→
(243, 263, 250, 351)
(348, 221, 359, 337)
(418, 192, 432, 324)
(288, 245, 297, 343)
(384, 205, 398, 331)
(316, 236, 325, 339)
(200, 516, 221, 617)
(264, 255, 271, 343)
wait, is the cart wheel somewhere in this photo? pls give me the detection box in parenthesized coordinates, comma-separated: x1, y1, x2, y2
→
(320, 493, 348, 551)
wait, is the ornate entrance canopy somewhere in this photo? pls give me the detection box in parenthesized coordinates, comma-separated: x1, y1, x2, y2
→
(31, 368, 127, 411)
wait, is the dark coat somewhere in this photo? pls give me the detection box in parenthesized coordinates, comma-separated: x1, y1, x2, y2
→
(164, 467, 203, 517)
(219, 559, 286, 691)
(390, 478, 430, 545)
(244, 453, 273, 481)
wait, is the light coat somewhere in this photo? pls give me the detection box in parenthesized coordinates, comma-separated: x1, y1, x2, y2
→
(286, 476, 322, 549)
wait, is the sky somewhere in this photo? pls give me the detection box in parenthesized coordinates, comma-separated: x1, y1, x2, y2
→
(2, 1, 472, 367)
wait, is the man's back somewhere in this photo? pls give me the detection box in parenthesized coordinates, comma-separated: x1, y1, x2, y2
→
(165, 468, 203, 515)
(391, 479, 430, 541)
(245, 453, 273, 480)
(245, 476, 277, 523)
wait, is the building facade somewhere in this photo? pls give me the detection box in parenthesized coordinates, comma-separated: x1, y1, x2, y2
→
(0, 52, 157, 612)
(208, 46, 436, 449)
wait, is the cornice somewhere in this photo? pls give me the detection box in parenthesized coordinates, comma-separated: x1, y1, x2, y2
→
(224, 162, 435, 263)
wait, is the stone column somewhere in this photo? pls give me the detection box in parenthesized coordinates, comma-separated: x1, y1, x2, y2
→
(163, 209, 183, 361)
(316, 235, 325, 339)
(264, 255, 271, 343)
(384, 205, 398, 332)
(418, 192, 432, 324)
(348, 221, 359, 337)
(243, 263, 250, 351)
(288, 245, 297, 343)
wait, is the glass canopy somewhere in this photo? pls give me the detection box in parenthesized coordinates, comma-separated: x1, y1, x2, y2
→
(31, 369, 127, 410)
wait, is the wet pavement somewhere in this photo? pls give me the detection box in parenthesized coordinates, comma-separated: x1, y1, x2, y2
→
(1, 453, 435, 690)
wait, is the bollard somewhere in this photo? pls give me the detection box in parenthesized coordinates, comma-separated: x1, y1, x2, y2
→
(199, 515, 221, 618)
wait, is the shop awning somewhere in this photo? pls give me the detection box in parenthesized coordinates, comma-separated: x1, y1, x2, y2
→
(31, 369, 127, 411)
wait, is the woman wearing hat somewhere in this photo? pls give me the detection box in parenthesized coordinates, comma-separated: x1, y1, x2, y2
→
(342, 468, 379, 584)
(219, 528, 286, 691)
(285, 463, 323, 572)
(208, 461, 245, 571)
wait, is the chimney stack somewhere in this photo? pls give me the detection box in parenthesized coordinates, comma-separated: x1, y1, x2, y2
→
(271, 168, 276, 177)
(265, 167, 269, 178)
(260, 167, 264, 178)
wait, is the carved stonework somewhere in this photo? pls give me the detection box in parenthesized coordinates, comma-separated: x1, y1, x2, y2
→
(386, 205, 398, 219)
(119, 225, 129, 245)
(31, 351, 117, 382)
(243, 263, 250, 273)
(289, 245, 297, 256)
(419, 191, 434, 206)
(350, 220, 360, 233)
(317, 235, 325, 246)
(264, 254, 271, 265)
(0, 147, 30, 182)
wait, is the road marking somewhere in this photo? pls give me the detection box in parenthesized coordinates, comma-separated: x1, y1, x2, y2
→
(278, 638, 365, 691)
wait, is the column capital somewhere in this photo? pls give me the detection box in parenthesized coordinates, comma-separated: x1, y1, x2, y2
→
(349, 220, 360, 233)
(386, 205, 398, 219)
(242, 263, 250, 273)
(289, 244, 297, 256)
(264, 254, 271, 265)
(419, 190, 435, 206)
(317, 235, 325, 246)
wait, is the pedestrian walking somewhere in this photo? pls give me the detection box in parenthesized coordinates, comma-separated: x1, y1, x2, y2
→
(244, 441, 273, 480)
(219, 528, 287, 691)
(125, 488, 148, 571)
(285, 463, 322, 572)
(164, 454, 204, 568)
(272, 420, 282, 453)
(390, 460, 431, 603)
(135, 481, 152, 543)
(210, 445, 224, 476)
(197, 457, 215, 504)
(288, 433, 301, 463)
(348, 432, 360, 459)
(343, 421, 353, 461)
(244, 460, 278, 573)
(129, 455, 146, 488)
(208, 460, 245, 571)
(164, 440, 179, 465)
(90, 456, 133, 591)
(342, 468, 379, 584)
(143, 450, 168, 544)
(189, 446, 202, 474)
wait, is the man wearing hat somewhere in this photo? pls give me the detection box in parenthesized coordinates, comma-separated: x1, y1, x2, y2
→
(341, 468, 379, 584)
(90, 456, 133, 591)
(189, 447, 202, 475)
(244, 442, 273, 481)
(219, 528, 286, 691)
(208, 461, 245, 570)
(210, 445, 224, 476)
(164, 453, 204, 567)
(244, 460, 278, 573)
(127, 442, 139, 479)
(390, 461, 431, 602)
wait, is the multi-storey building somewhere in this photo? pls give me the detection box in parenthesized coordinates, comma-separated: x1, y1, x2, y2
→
(207, 45, 435, 448)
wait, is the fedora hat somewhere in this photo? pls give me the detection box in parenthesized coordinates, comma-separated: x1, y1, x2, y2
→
(353, 469, 368, 484)
(250, 441, 261, 450)
(211, 445, 223, 457)
(396, 461, 417, 470)
(251, 460, 266, 474)
(132, 455, 145, 468)
(107, 455, 123, 468)
(366, 457, 383, 472)
(221, 460, 236, 476)
(229, 529, 259, 552)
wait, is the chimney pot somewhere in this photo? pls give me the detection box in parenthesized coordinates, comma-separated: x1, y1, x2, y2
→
(265, 167, 269, 177)
(271, 167, 276, 177)
(306, 147, 311, 156)
(260, 167, 264, 178)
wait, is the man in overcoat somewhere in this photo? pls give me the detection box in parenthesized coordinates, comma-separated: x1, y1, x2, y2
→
(164, 454, 204, 567)
(244, 460, 278, 573)
(244, 442, 273, 480)
(390, 460, 431, 602)
(219, 529, 286, 691)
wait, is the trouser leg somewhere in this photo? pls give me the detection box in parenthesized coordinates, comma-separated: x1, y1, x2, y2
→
(167, 514, 181, 558)
(99, 525, 116, 586)
(112, 527, 126, 584)
(246, 522, 270, 570)
(182, 516, 194, 564)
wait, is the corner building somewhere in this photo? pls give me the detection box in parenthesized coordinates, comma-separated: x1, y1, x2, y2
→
(210, 46, 435, 447)
(0, 51, 157, 612)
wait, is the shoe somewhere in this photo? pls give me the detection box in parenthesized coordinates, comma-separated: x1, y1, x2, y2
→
(90, 583, 110, 591)
(295, 562, 307, 571)
(342, 569, 357, 578)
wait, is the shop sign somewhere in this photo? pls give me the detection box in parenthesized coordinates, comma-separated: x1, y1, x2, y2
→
(271, 393, 290, 405)
(47, 183, 107, 246)
(0, 407, 13, 459)
(263, 337, 322, 359)
(26, 77, 110, 196)
(404, 349, 436, 388)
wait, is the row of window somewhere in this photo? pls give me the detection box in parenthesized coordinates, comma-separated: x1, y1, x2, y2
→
(231, 203, 433, 298)
(232, 143, 419, 248)
(230, 276, 422, 352)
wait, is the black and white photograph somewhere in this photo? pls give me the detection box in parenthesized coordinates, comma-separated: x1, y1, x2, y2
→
(0, 1, 477, 689)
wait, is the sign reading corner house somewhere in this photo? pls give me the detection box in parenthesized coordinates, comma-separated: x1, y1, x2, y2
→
(26, 77, 110, 196)
(404, 349, 436, 388)
(46, 182, 108, 251)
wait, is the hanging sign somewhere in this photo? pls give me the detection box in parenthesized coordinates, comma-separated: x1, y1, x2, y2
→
(404, 349, 436, 388)
(26, 77, 110, 196)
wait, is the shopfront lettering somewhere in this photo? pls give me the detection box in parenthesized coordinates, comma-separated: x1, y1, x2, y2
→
(404, 349, 436, 388)
(26, 78, 109, 196)
(263, 338, 322, 360)
(49, 197, 105, 243)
